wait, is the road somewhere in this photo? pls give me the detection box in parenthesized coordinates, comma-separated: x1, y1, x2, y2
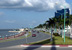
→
(0, 46, 72, 50)
(65, 34, 70, 37)
(0, 31, 50, 48)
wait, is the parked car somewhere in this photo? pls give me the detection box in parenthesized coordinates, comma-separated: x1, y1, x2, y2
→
(32, 34, 36, 37)
(32, 30, 35, 32)
(37, 31, 39, 33)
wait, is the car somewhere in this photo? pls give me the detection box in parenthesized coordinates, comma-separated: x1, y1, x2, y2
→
(37, 31, 39, 33)
(32, 30, 35, 32)
(32, 34, 36, 37)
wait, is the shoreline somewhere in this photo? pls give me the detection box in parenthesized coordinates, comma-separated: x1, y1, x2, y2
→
(8, 31, 21, 33)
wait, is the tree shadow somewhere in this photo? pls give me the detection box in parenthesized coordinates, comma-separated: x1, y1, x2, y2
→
(23, 39, 51, 50)
(51, 37, 56, 50)
(23, 37, 56, 50)
(23, 45, 41, 50)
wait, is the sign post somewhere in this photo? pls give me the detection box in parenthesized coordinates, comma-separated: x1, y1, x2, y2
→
(25, 33, 28, 44)
(51, 27, 53, 41)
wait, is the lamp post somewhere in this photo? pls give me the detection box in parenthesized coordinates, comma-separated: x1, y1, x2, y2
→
(29, 24, 32, 29)
(25, 33, 28, 44)
(29, 24, 32, 32)
(45, 21, 49, 32)
(46, 20, 53, 41)
(46, 21, 53, 41)
(51, 27, 53, 41)
(56, 8, 66, 42)
(64, 6, 66, 42)
(55, 2, 70, 42)
(46, 21, 49, 29)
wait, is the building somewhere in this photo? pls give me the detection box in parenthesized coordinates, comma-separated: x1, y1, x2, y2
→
(55, 8, 70, 18)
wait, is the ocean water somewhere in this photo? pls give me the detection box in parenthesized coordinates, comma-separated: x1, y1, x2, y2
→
(0, 29, 19, 37)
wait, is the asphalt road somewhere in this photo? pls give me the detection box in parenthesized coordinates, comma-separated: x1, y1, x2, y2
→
(0, 31, 50, 48)
(0, 46, 72, 50)
(65, 34, 70, 37)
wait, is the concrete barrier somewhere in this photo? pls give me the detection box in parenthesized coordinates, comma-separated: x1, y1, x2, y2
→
(0, 31, 25, 40)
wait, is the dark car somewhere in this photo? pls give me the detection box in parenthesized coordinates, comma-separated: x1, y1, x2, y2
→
(37, 31, 39, 33)
(32, 34, 36, 37)
(32, 30, 35, 32)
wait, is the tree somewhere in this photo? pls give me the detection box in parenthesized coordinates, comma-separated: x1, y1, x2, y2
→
(35, 24, 43, 28)
(35, 14, 72, 29)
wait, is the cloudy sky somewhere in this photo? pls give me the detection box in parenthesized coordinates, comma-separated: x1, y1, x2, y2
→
(0, 0, 71, 29)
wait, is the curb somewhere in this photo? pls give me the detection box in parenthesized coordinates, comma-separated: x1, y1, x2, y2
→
(20, 45, 72, 47)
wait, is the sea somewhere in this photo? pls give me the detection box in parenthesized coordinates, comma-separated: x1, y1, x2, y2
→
(0, 29, 19, 37)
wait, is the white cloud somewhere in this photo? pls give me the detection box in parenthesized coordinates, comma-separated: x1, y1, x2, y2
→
(0, 0, 70, 11)
(5, 20, 16, 23)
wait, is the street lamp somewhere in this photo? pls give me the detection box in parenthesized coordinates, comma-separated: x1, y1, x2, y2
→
(46, 21, 49, 29)
(46, 21, 49, 32)
(57, 9, 66, 42)
(55, 2, 67, 42)
(25, 33, 28, 44)
(64, 7, 66, 42)
(46, 21, 53, 41)
(59, 7, 68, 42)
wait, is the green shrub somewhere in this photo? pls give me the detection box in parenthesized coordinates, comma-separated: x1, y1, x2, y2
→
(53, 33, 60, 36)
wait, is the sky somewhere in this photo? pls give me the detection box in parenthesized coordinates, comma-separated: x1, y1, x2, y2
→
(0, 0, 72, 29)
